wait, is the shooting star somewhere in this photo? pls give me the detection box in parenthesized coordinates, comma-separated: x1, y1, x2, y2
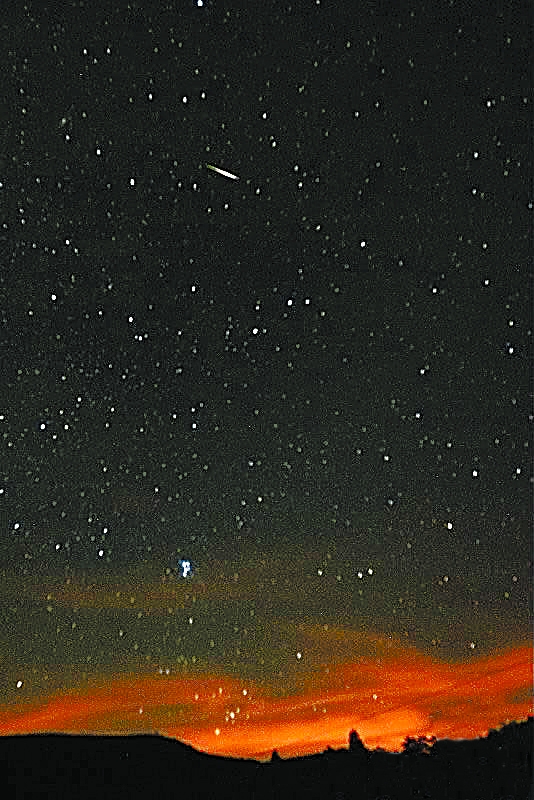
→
(206, 163, 240, 181)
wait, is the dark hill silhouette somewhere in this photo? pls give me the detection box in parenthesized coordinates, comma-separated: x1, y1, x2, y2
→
(0, 718, 531, 799)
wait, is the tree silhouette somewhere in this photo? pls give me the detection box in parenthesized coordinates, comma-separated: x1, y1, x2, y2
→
(348, 729, 367, 755)
(401, 735, 436, 756)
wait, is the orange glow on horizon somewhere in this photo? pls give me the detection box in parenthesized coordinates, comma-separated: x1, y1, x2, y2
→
(1, 642, 531, 760)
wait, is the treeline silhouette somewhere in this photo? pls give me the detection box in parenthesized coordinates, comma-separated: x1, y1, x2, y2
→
(1, 717, 531, 799)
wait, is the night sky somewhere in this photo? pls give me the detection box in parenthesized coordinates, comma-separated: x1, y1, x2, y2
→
(0, 1, 531, 759)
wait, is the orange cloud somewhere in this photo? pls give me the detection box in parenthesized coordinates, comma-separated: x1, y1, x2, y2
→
(1, 640, 531, 760)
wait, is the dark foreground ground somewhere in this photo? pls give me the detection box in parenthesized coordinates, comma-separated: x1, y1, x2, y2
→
(1, 718, 531, 800)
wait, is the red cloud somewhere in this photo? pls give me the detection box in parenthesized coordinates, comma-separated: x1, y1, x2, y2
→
(1, 640, 530, 759)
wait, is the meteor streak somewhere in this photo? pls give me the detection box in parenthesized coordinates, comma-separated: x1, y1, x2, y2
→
(206, 163, 240, 181)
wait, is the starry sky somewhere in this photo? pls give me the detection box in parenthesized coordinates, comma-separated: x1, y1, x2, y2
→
(0, 0, 531, 760)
